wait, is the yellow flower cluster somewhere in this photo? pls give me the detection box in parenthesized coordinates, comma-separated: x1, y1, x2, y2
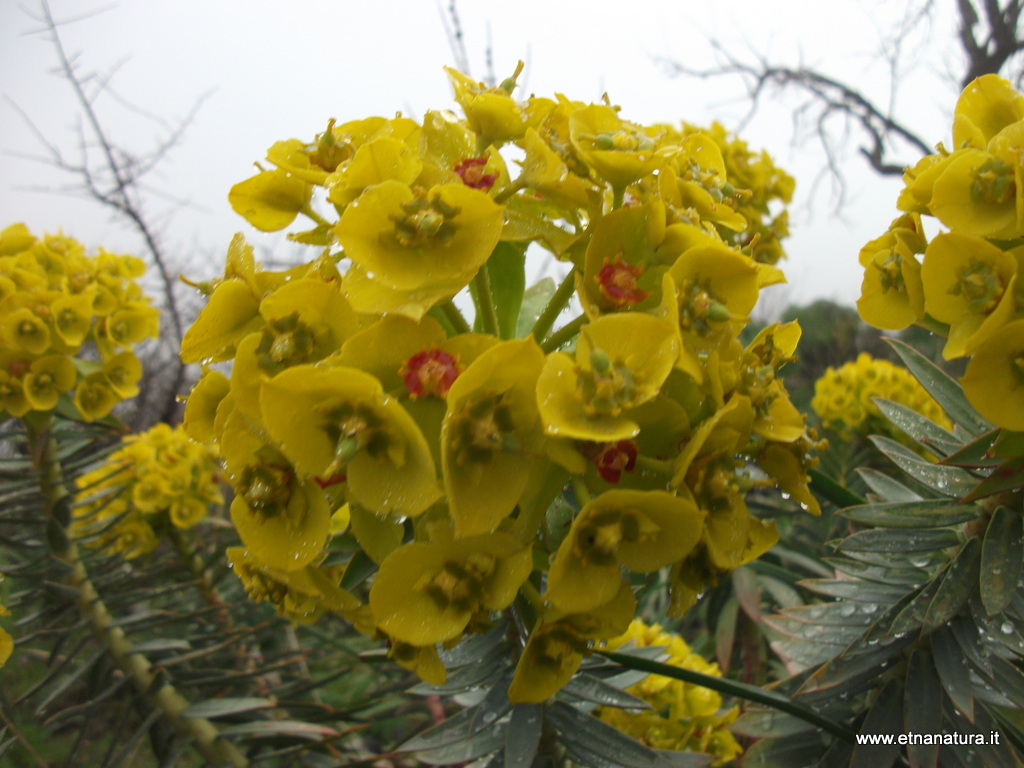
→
(0, 224, 159, 422)
(74, 423, 223, 558)
(857, 75, 1024, 429)
(812, 353, 950, 439)
(679, 121, 795, 266)
(597, 620, 742, 765)
(181, 65, 819, 703)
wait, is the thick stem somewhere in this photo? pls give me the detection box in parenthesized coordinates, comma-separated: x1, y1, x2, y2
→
(440, 300, 472, 335)
(473, 266, 501, 337)
(540, 315, 587, 353)
(531, 269, 578, 342)
(26, 418, 249, 768)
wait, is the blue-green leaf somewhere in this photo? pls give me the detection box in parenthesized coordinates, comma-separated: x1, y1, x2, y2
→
(856, 467, 923, 502)
(836, 527, 961, 554)
(886, 338, 993, 437)
(874, 397, 958, 452)
(840, 499, 979, 528)
(181, 697, 274, 719)
(980, 506, 1024, 616)
(869, 435, 978, 497)
(547, 701, 676, 768)
(504, 704, 542, 768)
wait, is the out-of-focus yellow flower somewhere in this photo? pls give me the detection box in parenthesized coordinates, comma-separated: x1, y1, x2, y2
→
(952, 74, 1024, 149)
(596, 620, 743, 765)
(75, 424, 225, 554)
(812, 353, 950, 439)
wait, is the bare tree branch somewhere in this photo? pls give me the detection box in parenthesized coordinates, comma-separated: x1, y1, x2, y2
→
(436, 0, 470, 75)
(660, 0, 1024, 210)
(13, 0, 214, 425)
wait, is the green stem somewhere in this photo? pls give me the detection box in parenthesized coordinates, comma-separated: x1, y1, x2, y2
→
(541, 315, 587, 353)
(299, 203, 331, 229)
(493, 177, 527, 205)
(473, 266, 501, 337)
(612, 185, 625, 210)
(597, 650, 858, 745)
(635, 456, 675, 476)
(531, 269, 578, 342)
(440, 300, 472, 335)
(26, 418, 249, 768)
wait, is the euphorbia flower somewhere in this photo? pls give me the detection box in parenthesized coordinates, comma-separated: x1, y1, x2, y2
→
(580, 203, 667, 316)
(369, 532, 533, 646)
(259, 364, 441, 519)
(230, 461, 332, 573)
(227, 546, 370, 626)
(962, 318, 1024, 430)
(73, 372, 118, 422)
(536, 313, 679, 442)
(581, 440, 639, 483)
(334, 180, 504, 319)
(0, 370, 28, 418)
(326, 136, 423, 207)
(23, 354, 76, 412)
(508, 581, 636, 704)
(442, 339, 549, 537)
(1, 307, 51, 356)
(453, 157, 498, 191)
(543, 489, 705, 614)
(929, 148, 1019, 238)
(569, 104, 663, 188)
(445, 63, 529, 143)
(666, 244, 760, 360)
(952, 74, 1024, 149)
(921, 232, 1018, 358)
(856, 213, 927, 330)
(734, 323, 806, 442)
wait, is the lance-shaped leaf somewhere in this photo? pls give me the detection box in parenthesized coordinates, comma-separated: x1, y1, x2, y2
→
(923, 538, 981, 630)
(904, 650, 943, 768)
(874, 397, 958, 453)
(886, 337, 993, 437)
(546, 701, 678, 768)
(840, 499, 979, 529)
(869, 435, 978, 497)
(980, 506, 1024, 615)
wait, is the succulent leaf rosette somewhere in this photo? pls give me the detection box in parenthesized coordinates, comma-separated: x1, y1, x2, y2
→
(180, 64, 817, 708)
(0, 224, 159, 423)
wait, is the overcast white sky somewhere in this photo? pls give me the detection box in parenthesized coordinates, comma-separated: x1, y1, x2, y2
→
(0, 0, 963, 309)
